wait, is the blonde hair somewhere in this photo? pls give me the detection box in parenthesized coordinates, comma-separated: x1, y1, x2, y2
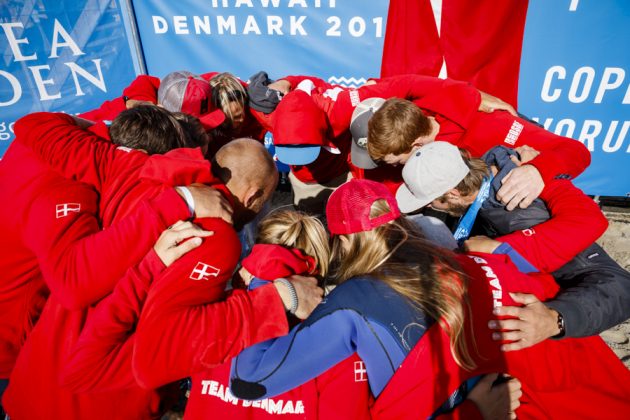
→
(367, 98, 432, 161)
(256, 210, 331, 277)
(209, 72, 247, 123)
(331, 200, 476, 370)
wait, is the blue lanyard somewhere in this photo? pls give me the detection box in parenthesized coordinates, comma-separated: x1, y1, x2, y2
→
(453, 176, 493, 244)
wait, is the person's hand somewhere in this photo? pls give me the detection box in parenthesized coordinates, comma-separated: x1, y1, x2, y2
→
(496, 165, 544, 210)
(489, 292, 561, 351)
(467, 373, 522, 420)
(267, 79, 291, 95)
(182, 184, 234, 224)
(238, 267, 254, 286)
(154, 220, 214, 267)
(362, 79, 377, 86)
(478, 91, 518, 116)
(274, 275, 324, 320)
(464, 236, 502, 254)
(510, 145, 540, 166)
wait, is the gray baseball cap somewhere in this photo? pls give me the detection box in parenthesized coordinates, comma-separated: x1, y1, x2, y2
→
(350, 97, 386, 170)
(396, 142, 470, 213)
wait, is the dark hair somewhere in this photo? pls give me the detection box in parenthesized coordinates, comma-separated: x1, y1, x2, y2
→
(110, 105, 188, 155)
(171, 112, 210, 151)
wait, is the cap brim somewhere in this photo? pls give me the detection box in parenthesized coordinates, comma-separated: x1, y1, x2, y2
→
(275, 145, 321, 165)
(395, 183, 431, 214)
(351, 139, 378, 169)
(199, 109, 226, 130)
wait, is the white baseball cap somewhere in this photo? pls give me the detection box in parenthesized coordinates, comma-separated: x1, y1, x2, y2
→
(395, 142, 470, 213)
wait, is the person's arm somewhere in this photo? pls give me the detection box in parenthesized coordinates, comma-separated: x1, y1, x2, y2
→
(547, 243, 630, 338)
(494, 179, 608, 273)
(60, 222, 210, 392)
(133, 219, 294, 389)
(23, 184, 190, 310)
(14, 112, 124, 192)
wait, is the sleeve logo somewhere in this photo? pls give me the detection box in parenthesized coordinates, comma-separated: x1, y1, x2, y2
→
(189, 262, 220, 281)
(55, 203, 81, 218)
(354, 361, 367, 382)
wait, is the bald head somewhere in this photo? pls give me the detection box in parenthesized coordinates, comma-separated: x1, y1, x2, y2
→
(212, 138, 278, 226)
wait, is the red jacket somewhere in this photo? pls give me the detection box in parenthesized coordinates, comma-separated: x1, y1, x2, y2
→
(497, 179, 608, 273)
(14, 112, 214, 227)
(1, 178, 188, 420)
(133, 221, 289, 390)
(371, 253, 630, 419)
(0, 114, 190, 380)
(413, 83, 591, 182)
(184, 244, 371, 419)
(186, 354, 370, 420)
(2, 113, 210, 419)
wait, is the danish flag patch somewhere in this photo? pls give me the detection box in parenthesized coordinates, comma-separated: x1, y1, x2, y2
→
(522, 228, 536, 237)
(354, 361, 367, 382)
(56, 203, 81, 218)
(189, 262, 220, 281)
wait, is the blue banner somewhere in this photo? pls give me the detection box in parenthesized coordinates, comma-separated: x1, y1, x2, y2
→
(131, 0, 388, 86)
(0, 0, 141, 156)
(519, 0, 630, 196)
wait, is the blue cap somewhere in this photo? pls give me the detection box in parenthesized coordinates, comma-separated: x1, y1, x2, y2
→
(275, 145, 321, 165)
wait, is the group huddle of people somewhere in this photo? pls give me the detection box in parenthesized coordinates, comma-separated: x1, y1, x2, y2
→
(1, 69, 629, 420)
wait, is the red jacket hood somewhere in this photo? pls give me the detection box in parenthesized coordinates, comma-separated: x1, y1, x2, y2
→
(242, 244, 316, 280)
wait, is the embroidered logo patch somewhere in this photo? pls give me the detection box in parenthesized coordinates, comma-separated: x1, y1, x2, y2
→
(55, 203, 81, 218)
(189, 262, 220, 280)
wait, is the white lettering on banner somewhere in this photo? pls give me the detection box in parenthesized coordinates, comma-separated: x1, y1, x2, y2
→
(200, 379, 305, 414)
(148, 14, 383, 38)
(0, 22, 38, 62)
(0, 71, 22, 106)
(0, 20, 108, 107)
(541, 65, 630, 104)
(534, 117, 630, 153)
(49, 19, 85, 58)
(210, 0, 335, 6)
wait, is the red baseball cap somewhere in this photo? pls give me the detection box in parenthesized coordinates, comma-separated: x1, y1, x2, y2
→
(273, 90, 334, 165)
(158, 70, 226, 130)
(326, 179, 401, 235)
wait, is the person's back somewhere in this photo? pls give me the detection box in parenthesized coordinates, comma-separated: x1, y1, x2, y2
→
(0, 142, 64, 381)
(1, 109, 212, 419)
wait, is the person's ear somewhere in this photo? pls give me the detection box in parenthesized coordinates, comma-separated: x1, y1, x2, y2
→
(243, 187, 264, 209)
(446, 188, 461, 199)
(411, 137, 425, 148)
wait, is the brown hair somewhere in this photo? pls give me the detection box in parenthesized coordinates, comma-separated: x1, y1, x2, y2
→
(367, 98, 432, 161)
(256, 210, 331, 277)
(331, 199, 475, 370)
(110, 105, 189, 155)
(436, 149, 490, 202)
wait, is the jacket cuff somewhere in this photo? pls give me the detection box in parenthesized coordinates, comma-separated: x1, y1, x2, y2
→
(249, 284, 289, 344)
(149, 188, 191, 228)
(544, 300, 582, 338)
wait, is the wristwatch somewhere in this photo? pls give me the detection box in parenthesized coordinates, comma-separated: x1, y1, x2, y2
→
(551, 311, 566, 339)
